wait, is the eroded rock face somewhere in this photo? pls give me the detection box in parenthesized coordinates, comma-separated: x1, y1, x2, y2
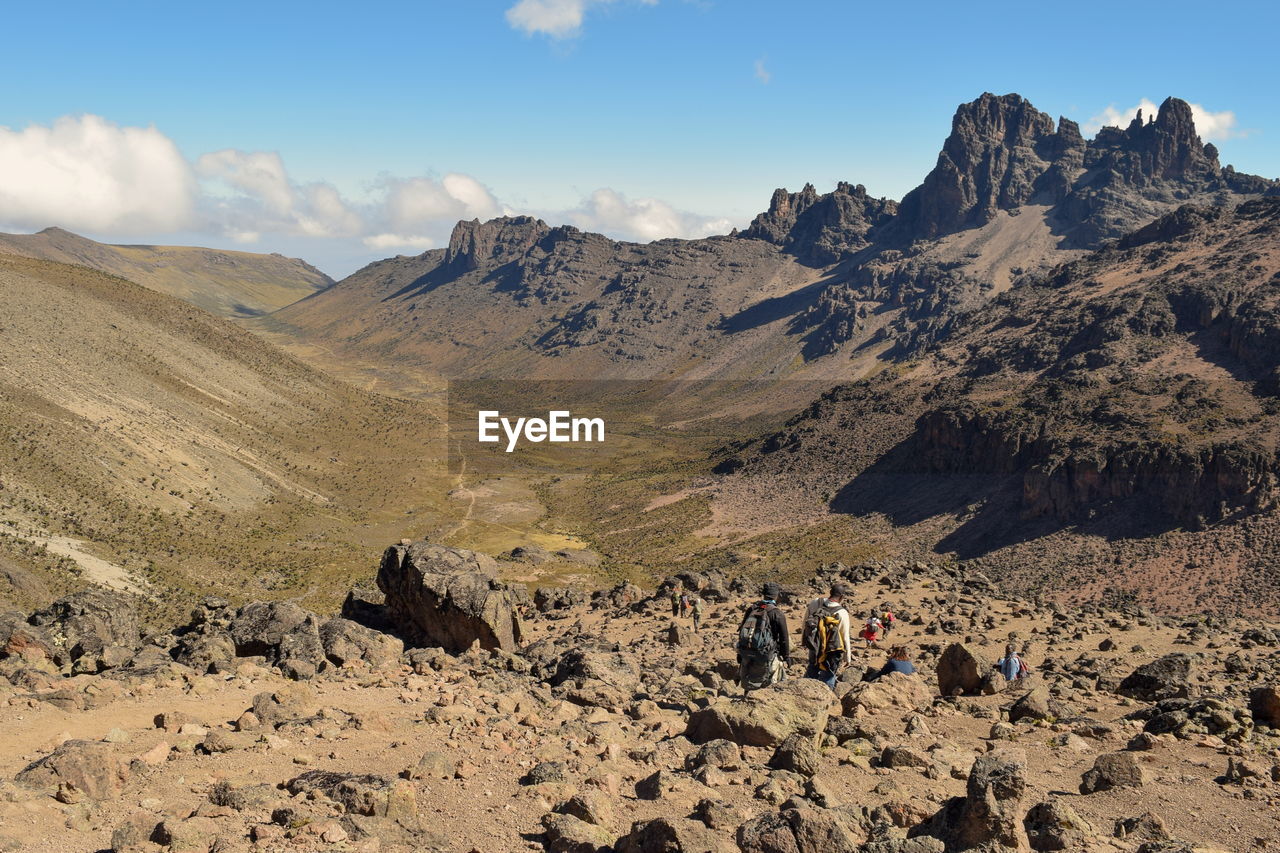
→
(377, 541, 524, 652)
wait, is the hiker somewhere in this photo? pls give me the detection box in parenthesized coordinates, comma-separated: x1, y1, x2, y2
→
(670, 587, 680, 617)
(737, 582, 790, 693)
(880, 608, 896, 637)
(690, 596, 703, 632)
(680, 591, 691, 618)
(996, 643, 1030, 682)
(802, 582, 853, 689)
(860, 615, 883, 648)
(869, 645, 916, 680)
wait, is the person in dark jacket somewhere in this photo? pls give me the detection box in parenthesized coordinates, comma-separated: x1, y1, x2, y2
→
(869, 645, 916, 680)
(737, 582, 790, 691)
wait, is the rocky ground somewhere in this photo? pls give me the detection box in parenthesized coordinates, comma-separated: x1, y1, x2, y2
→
(1, 542, 1279, 852)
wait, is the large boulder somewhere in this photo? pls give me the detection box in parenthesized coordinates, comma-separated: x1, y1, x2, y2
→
(16, 740, 129, 801)
(28, 589, 141, 673)
(841, 671, 932, 717)
(937, 644, 985, 697)
(0, 611, 54, 664)
(736, 805, 867, 853)
(548, 644, 641, 708)
(1248, 685, 1280, 727)
(911, 747, 1031, 851)
(320, 617, 404, 669)
(285, 771, 417, 820)
(228, 601, 327, 678)
(1080, 752, 1146, 794)
(1024, 799, 1096, 851)
(1116, 654, 1193, 702)
(617, 816, 736, 853)
(686, 679, 836, 747)
(376, 541, 524, 652)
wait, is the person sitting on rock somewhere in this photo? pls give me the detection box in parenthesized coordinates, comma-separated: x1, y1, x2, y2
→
(996, 643, 1030, 682)
(736, 582, 789, 693)
(869, 645, 916, 680)
(802, 582, 853, 689)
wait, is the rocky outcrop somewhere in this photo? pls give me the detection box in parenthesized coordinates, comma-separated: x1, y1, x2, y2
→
(27, 589, 142, 673)
(377, 541, 525, 652)
(444, 216, 554, 272)
(16, 740, 129, 801)
(892, 93, 1066, 240)
(742, 182, 897, 265)
(937, 644, 984, 696)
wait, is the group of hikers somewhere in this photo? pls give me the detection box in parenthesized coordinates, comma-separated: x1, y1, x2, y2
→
(671, 587, 705, 632)
(733, 580, 1029, 693)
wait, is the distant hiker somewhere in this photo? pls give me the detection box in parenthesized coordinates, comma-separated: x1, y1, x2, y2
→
(860, 615, 883, 648)
(880, 608, 896, 637)
(690, 596, 704, 632)
(996, 644, 1030, 682)
(737, 582, 790, 693)
(680, 592, 691, 618)
(870, 645, 916, 680)
(802, 582, 853, 689)
(670, 587, 680, 617)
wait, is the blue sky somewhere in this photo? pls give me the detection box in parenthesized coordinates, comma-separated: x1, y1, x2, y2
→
(1, 0, 1276, 276)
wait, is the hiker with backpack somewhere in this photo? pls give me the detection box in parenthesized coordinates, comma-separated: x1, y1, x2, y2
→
(680, 592, 691, 618)
(880, 608, 896, 637)
(737, 582, 790, 693)
(996, 643, 1030, 682)
(690, 596, 704, 632)
(860, 615, 883, 648)
(670, 587, 680, 617)
(802, 582, 853, 689)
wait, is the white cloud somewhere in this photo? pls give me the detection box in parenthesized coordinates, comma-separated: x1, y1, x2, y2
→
(197, 149, 364, 240)
(1086, 98, 1241, 142)
(0, 114, 195, 234)
(362, 233, 437, 251)
(754, 59, 771, 85)
(505, 0, 656, 39)
(0, 111, 737, 272)
(565, 188, 733, 242)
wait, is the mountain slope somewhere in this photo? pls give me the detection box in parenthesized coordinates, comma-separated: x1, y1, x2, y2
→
(0, 253, 439, 613)
(270, 94, 1275, 383)
(712, 198, 1280, 610)
(0, 227, 332, 318)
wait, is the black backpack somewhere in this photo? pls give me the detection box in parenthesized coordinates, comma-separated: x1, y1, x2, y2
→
(737, 603, 778, 661)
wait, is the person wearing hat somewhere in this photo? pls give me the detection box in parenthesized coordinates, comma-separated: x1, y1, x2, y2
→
(802, 581, 854, 689)
(736, 581, 790, 692)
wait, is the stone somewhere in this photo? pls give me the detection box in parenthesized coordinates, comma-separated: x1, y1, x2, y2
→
(769, 733, 822, 777)
(410, 751, 456, 780)
(228, 601, 327, 676)
(686, 679, 835, 747)
(319, 617, 403, 669)
(1080, 752, 1147, 794)
(1008, 686, 1056, 724)
(542, 812, 614, 853)
(937, 644, 984, 696)
(285, 771, 416, 820)
(911, 747, 1031, 851)
(376, 541, 524, 652)
(28, 589, 141, 673)
(1117, 654, 1193, 702)
(736, 805, 865, 853)
(1248, 685, 1280, 727)
(1024, 799, 1096, 851)
(617, 816, 737, 853)
(840, 671, 931, 717)
(15, 740, 129, 801)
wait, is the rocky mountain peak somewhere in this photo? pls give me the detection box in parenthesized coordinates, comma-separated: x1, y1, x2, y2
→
(741, 181, 896, 265)
(1088, 96, 1219, 183)
(891, 92, 1064, 241)
(444, 215, 552, 272)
